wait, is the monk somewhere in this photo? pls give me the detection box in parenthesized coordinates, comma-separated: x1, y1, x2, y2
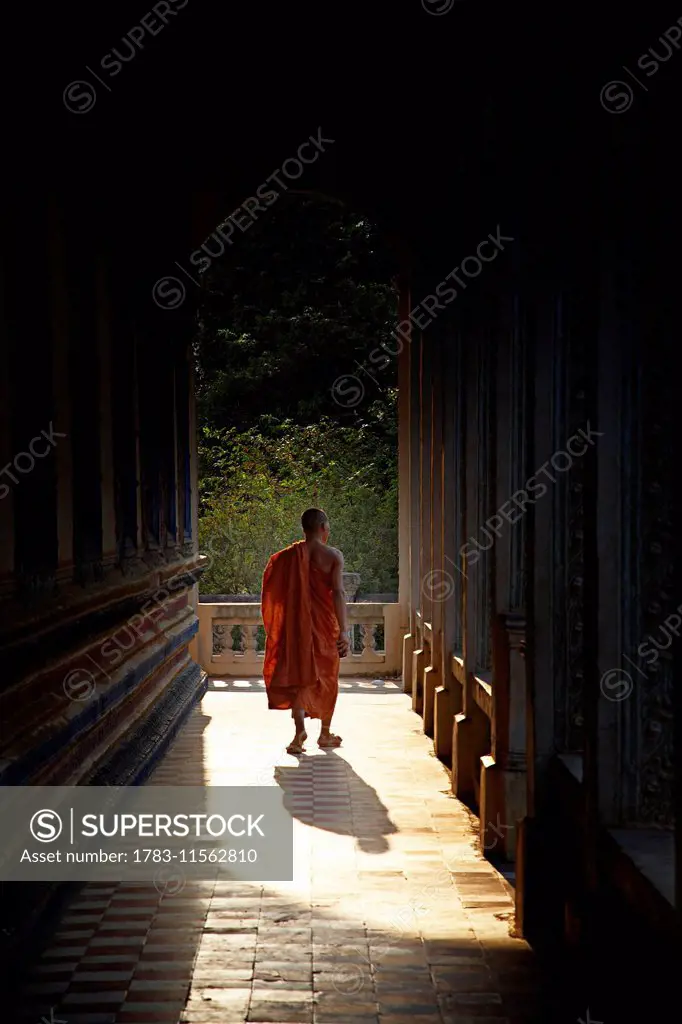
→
(261, 508, 350, 754)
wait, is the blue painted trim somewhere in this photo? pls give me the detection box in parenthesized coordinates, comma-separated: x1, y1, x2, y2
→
(124, 665, 208, 787)
(1, 663, 208, 988)
(1, 618, 199, 787)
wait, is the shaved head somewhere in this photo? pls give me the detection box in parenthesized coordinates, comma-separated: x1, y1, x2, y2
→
(301, 507, 329, 533)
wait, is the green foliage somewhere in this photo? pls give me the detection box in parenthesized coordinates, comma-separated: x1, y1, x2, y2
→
(194, 197, 399, 595)
(198, 413, 398, 594)
(194, 196, 399, 431)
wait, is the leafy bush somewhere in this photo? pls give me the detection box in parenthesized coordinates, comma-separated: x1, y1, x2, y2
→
(198, 411, 398, 594)
(193, 196, 399, 595)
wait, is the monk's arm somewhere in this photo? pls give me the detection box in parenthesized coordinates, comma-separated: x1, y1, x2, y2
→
(330, 551, 349, 638)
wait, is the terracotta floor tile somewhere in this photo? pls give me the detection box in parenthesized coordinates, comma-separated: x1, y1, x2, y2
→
(13, 680, 539, 1024)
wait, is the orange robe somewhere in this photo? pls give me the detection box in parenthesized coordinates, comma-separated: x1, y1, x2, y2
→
(261, 540, 340, 720)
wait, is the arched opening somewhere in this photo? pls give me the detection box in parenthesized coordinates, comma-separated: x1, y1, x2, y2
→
(187, 191, 406, 674)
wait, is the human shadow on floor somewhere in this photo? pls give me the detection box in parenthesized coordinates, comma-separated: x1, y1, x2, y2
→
(272, 749, 397, 853)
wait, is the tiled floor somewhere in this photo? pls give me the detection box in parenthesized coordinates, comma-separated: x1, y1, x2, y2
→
(14, 677, 544, 1023)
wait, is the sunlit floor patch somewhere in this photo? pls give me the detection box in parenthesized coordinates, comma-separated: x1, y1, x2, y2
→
(11, 676, 542, 1023)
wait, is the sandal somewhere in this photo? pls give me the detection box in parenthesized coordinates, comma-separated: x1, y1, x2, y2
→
(286, 731, 307, 755)
(318, 733, 342, 748)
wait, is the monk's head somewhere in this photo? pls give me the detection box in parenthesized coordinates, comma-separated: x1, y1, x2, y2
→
(301, 507, 330, 543)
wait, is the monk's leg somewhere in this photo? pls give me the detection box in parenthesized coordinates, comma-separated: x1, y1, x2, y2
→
(316, 663, 341, 746)
(289, 706, 307, 750)
(319, 680, 341, 746)
(319, 716, 342, 746)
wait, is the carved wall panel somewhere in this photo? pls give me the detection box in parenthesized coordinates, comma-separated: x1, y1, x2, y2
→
(634, 329, 674, 827)
(552, 291, 589, 752)
(508, 294, 527, 612)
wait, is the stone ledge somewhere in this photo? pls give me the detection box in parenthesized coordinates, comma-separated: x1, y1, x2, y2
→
(552, 754, 677, 937)
(608, 828, 674, 909)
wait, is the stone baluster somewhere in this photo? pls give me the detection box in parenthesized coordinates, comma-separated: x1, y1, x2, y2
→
(243, 624, 255, 654)
(360, 624, 373, 657)
(233, 625, 246, 654)
(212, 623, 226, 657)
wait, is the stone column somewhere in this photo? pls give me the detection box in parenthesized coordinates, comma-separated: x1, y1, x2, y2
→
(527, 293, 556, 791)
(131, 326, 144, 554)
(45, 201, 74, 587)
(197, 605, 213, 671)
(397, 277, 415, 693)
(189, 357, 199, 552)
(514, 279, 554, 937)
(452, 308, 488, 801)
(187, 351, 200, 662)
(420, 330, 433, 633)
(425, 323, 444, 743)
(9, 201, 59, 593)
(482, 614, 528, 859)
(96, 253, 118, 578)
(413, 323, 430, 716)
(0, 231, 14, 595)
(409, 326, 422, 636)
(480, 291, 529, 859)
(435, 316, 459, 762)
(168, 362, 181, 558)
(413, 330, 432, 715)
(409, 328, 424, 701)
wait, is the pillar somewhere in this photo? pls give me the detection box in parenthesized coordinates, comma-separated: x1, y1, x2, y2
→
(481, 614, 528, 859)
(480, 290, 529, 859)
(435, 317, 458, 761)
(187, 341, 200, 662)
(0, 234, 14, 595)
(420, 330, 432, 632)
(452, 306, 488, 801)
(427, 324, 446, 748)
(398, 276, 415, 693)
(411, 331, 428, 711)
(515, 270, 555, 938)
(96, 253, 118, 577)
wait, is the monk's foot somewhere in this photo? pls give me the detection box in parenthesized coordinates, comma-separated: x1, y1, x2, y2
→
(318, 731, 342, 748)
(287, 731, 307, 755)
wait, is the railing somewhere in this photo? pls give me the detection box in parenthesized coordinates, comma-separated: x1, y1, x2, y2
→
(196, 601, 402, 677)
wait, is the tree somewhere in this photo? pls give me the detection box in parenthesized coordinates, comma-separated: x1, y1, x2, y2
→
(194, 196, 399, 594)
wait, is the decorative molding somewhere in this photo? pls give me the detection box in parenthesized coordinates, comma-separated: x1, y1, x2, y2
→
(502, 611, 527, 653)
(1, 556, 205, 665)
(119, 553, 147, 578)
(0, 615, 198, 786)
(506, 750, 527, 771)
(87, 660, 207, 787)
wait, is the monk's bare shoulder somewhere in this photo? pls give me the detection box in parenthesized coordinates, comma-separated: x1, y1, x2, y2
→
(327, 546, 344, 565)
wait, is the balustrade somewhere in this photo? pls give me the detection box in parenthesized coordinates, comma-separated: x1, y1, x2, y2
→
(198, 601, 402, 677)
